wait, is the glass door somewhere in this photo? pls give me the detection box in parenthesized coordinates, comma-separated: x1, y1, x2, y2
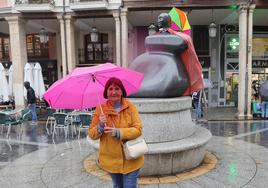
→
(225, 72, 238, 107)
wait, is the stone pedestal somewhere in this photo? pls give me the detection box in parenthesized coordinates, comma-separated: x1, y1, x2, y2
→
(88, 96, 211, 176)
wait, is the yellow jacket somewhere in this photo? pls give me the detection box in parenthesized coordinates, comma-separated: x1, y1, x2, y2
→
(88, 98, 144, 174)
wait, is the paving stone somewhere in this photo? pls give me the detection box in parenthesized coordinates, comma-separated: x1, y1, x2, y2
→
(176, 180, 204, 188)
(2, 120, 268, 188)
(159, 183, 180, 188)
(192, 176, 228, 188)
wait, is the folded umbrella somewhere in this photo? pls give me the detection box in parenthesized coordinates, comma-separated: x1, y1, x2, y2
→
(43, 63, 144, 110)
(0, 63, 9, 102)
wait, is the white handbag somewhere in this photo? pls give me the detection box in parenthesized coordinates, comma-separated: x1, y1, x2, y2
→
(122, 137, 148, 160)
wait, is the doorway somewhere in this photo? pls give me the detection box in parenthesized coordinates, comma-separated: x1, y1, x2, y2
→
(225, 72, 238, 107)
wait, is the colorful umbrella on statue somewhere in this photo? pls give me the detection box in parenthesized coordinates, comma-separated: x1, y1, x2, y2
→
(169, 7, 191, 36)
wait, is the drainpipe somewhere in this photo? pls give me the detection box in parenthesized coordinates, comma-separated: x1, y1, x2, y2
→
(118, 1, 124, 66)
(63, 0, 68, 75)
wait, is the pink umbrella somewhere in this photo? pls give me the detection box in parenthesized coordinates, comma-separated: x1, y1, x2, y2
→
(43, 63, 144, 110)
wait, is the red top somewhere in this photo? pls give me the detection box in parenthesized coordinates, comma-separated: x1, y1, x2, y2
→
(167, 28, 204, 95)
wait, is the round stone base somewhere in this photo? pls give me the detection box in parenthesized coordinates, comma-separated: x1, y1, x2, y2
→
(87, 126, 211, 176)
(83, 151, 218, 184)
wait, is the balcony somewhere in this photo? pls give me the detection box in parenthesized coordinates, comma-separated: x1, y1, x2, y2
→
(14, 0, 55, 12)
(69, 0, 108, 11)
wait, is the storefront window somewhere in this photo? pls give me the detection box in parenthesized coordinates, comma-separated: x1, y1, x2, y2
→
(253, 36, 268, 59)
(224, 34, 268, 106)
(0, 35, 10, 61)
(84, 33, 112, 64)
(26, 34, 49, 59)
(225, 73, 238, 106)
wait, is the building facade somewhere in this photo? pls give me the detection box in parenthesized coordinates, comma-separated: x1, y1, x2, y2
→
(0, 0, 268, 118)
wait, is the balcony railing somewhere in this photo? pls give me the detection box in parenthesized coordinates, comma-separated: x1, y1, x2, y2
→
(15, 0, 55, 5)
(70, 0, 103, 2)
(14, 0, 55, 12)
(69, 0, 108, 11)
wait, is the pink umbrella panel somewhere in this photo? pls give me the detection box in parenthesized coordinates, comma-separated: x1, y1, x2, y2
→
(43, 63, 144, 110)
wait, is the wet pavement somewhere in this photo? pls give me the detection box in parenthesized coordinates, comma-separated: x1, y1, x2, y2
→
(1, 120, 268, 187)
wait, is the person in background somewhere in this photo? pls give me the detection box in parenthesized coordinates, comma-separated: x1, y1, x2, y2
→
(233, 84, 238, 108)
(88, 77, 144, 188)
(24, 81, 37, 124)
(192, 90, 203, 119)
(259, 81, 268, 119)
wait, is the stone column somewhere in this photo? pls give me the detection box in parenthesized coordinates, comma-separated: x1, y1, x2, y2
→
(246, 4, 255, 118)
(237, 4, 248, 119)
(58, 16, 68, 76)
(65, 15, 77, 72)
(113, 12, 121, 66)
(120, 8, 128, 67)
(56, 32, 62, 79)
(6, 16, 27, 109)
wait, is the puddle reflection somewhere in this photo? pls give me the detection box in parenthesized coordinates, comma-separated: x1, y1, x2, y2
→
(203, 121, 268, 137)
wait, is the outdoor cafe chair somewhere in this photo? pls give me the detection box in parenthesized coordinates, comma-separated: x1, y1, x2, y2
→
(0, 109, 31, 138)
(45, 107, 56, 135)
(77, 113, 92, 139)
(52, 112, 68, 139)
(64, 110, 80, 138)
(0, 112, 7, 135)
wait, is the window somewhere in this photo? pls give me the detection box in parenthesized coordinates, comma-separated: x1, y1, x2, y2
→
(84, 33, 111, 64)
(193, 26, 209, 56)
(26, 34, 49, 59)
(0, 35, 10, 61)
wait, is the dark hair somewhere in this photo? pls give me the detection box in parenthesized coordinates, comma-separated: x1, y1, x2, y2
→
(103, 77, 127, 99)
(24, 81, 30, 89)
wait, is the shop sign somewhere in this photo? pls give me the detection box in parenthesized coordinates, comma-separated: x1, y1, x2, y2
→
(252, 60, 268, 68)
(226, 35, 239, 53)
(229, 38, 239, 50)
(252, 37, 268, 59)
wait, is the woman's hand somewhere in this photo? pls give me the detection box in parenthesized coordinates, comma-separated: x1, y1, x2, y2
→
(99, 113, 106, 126)
(104, 127, 117, 137)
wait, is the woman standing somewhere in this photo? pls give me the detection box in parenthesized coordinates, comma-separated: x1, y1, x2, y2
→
(88, 77, 144, 188)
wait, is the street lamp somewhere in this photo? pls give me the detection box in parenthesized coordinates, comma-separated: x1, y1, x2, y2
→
(39, 28, 48, 43)
(90, 27, 98, 43)
(208, 9, 217, 38)
(148, 23, 157, 36)
(148, 10, 157, 36)
(208, 22, 217, 38)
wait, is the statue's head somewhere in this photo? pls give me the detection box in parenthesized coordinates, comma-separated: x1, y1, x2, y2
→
(158, 13, 171, 30)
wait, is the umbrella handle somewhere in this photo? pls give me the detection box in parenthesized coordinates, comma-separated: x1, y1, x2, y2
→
(97, 93, 104, 114)
(97, 93, 107, 127)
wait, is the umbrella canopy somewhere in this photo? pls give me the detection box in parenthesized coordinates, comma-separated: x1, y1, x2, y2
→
(24, 63, 34, 97)
(169, 7, 191, 36)
(43, 63, 144, 110)
(203, 78, 213, 89)
(0, 63, 9, 102)
(33, 63, 46, 99)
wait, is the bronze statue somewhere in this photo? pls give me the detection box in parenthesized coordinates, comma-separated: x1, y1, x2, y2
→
(129, 13, 203, 98)
(158, 13, 171, 34)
